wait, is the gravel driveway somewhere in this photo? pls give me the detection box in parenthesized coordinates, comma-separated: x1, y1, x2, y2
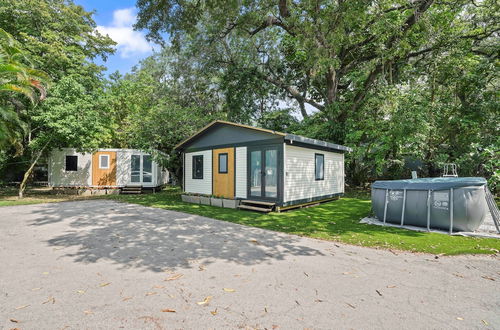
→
(0, 200, 498, 329)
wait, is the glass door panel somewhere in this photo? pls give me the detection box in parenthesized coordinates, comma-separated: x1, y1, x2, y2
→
(250, 150, 262, 197)
(264, 149, 277, 198)
(142, 155, 152, 183)
(131, 155, 141, 183)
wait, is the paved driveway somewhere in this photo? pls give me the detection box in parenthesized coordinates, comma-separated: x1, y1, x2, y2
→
(0, 200, 498, 329)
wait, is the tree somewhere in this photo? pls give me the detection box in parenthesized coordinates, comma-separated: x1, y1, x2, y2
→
(0, 28, 49, 152)
(0, 0, 115, 197)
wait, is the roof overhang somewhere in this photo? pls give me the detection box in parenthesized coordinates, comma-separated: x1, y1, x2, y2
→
(285, 134, 352, 153)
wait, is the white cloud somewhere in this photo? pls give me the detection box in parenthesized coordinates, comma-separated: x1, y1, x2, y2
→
(96, 8, 156, 58)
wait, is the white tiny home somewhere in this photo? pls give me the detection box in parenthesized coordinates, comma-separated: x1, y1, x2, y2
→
(175, 121, 352, 210)
(48, 148, 168, 189)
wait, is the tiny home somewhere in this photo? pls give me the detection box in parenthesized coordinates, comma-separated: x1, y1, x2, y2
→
(48, 148, 168, 192)
(175, 121, 352, 211)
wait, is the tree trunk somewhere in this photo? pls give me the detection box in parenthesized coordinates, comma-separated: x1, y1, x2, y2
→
(18, 142, 49, 198)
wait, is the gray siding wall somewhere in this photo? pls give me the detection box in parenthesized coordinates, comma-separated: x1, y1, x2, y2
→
(284, 145, 344, 202)
(49, 149, 93, 187)
(235, 147, 247, 199)
(184, 150, 212, 195)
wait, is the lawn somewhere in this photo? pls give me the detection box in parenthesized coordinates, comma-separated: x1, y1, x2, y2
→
(103, 187, 500, 256)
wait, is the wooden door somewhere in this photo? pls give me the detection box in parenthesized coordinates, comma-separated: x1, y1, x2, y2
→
(92, 151, 117, 186)
(213, 148, 234, 199)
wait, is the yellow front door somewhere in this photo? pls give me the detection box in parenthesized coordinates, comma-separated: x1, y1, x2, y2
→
(213, 148, 234, 199)
(92, 151, 117, 186)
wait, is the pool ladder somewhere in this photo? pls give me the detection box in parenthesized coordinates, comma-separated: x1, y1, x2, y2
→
(485, 186, 500, 234)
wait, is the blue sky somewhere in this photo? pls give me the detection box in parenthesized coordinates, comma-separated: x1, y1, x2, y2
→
(75, 0, 159, 75)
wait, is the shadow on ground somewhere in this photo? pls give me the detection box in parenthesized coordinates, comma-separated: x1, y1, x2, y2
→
(29, 200, 324, 272)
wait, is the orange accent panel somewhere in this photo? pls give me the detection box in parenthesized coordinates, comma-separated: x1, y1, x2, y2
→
(212, 148, 234, 199)
(92, 151, 117, 186)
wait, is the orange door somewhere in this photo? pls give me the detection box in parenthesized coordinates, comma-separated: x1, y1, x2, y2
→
(92, 151, 117, 186)
(213, 148, 234, 199)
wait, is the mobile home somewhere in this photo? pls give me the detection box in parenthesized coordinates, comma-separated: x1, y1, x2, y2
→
(48, 148, 168, 192)
(175, 121, 352, 211)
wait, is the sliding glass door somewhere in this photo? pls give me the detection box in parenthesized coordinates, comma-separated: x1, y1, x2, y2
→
(130, 154, 154, 184)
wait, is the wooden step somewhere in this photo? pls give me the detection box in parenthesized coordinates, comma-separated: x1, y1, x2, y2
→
(120, 190, 142, 194)
(238, 204, 273, 213)
(241, 200, 276, 207)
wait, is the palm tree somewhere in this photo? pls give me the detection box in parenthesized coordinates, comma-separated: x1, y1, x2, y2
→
(0, 28, 49, 152)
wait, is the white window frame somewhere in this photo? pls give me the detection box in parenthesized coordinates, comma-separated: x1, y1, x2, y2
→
(99, 154, 110, 169)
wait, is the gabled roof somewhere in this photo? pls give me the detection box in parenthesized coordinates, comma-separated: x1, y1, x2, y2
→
(174, 120, 352, 152)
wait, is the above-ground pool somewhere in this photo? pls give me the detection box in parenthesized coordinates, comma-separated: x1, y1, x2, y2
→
(371, 177, 488, 232)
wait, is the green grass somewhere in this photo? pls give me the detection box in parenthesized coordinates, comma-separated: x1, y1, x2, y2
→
(102, 187, 500, 256)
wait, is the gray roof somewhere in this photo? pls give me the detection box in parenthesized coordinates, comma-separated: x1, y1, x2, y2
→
(285, 134, 353, 152)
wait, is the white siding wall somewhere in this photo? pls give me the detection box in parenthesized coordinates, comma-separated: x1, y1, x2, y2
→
(184, 150, 212, 195)
(235, 147, 247, 198)
(48, 149, 92, 186)
(49, 148, 166, 187)
(284, 145, 344, 203)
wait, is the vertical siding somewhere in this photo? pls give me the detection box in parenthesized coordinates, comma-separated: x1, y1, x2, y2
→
(184, 150, 212, 195)
(48, 149, 92, 186)
(284, 145, 344, 202)
(235, 146, 247, 198)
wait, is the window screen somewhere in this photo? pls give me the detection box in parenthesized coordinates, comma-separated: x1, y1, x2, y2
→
(65, 155, 78, 171)
(99, 155, 109, 169)
(218, 153, 228, 173)
(315, 154, 324, 180)
(192, 155, 203, 179)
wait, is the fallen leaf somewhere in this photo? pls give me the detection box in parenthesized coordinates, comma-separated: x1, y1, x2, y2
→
(456, 317, 464, 320)
(122, 297, 132, 301)
(152, 285, 165, 289)
(15, 305, 29, 310)
(346, 303, 356, 309)
(197, 296, 212, 305)
(31, 287, 42, 291)
(42, 297, 55, 304)
(482, 320, 489, 325)
(264, 307, 268, 313)
(210, 308, 218, 315)
(10, 319, 19, 323)
(295, 300, 300, 305)
(199, 265, 206, 271)
(42, 272, 49, 275)
(249, 239, 260, 245)
(342, 272, 352, 275)
(168, 294, 176, 299)
(376, 290, 383, 296)
(481, 275, 495, 281)
(165, 274, 183, 281)
(99, 282, 111, 287)
(145, 292, 157, 296)
(315, 299, 324, 303)
(386, 285, 397, 288)
(83, 310, 93, 315)
(76, 290, 85, 294)
(223, 288, 235, 292)
(453, 273, 464, 278)
(161, 309, 176, 313)
(272, 325, 279, 329)
(304, 272, 309, 277)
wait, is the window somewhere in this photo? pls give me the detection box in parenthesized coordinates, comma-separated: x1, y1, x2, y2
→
(218, 153, 228, 173)
(65, 155, 78, 171)
(192, 155, 203, 179)
(315, 153, 324, 180)
(99, 155, 109, 169)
